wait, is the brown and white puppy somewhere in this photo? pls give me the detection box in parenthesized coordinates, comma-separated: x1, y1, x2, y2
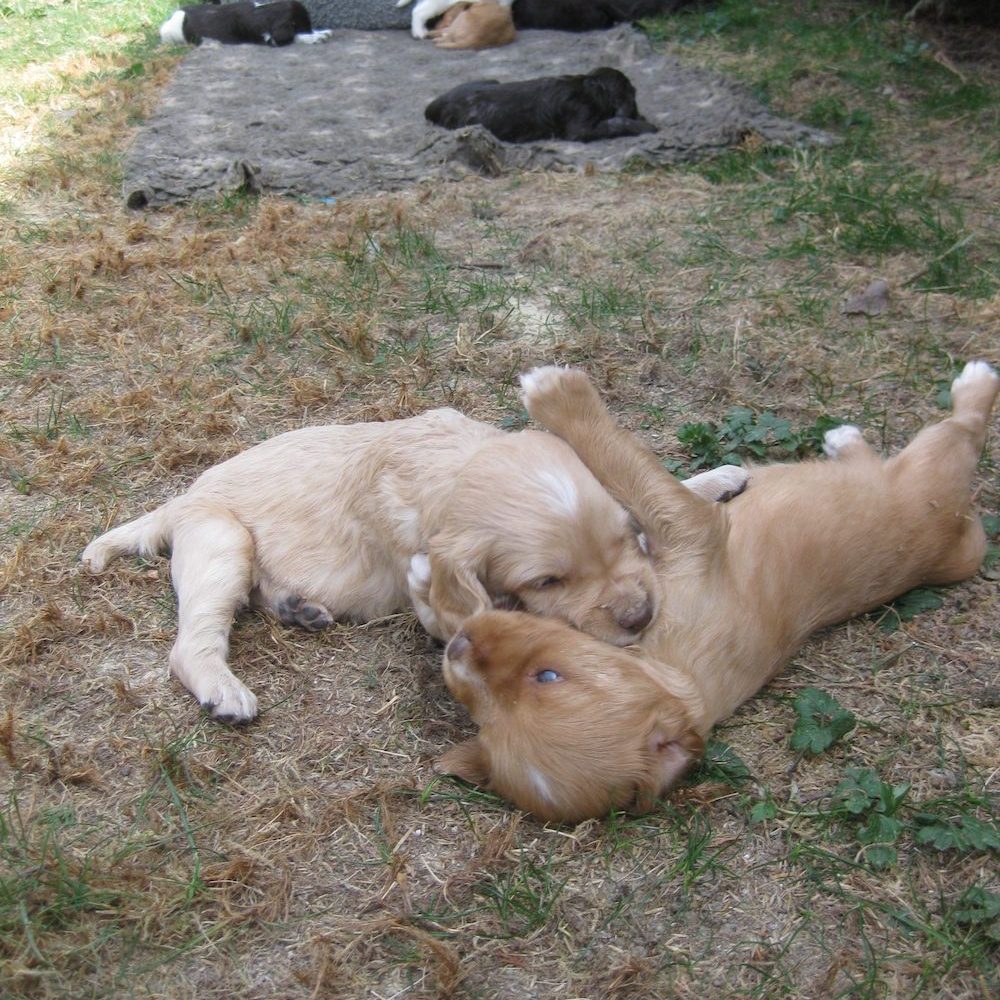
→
(82, 408, 746, 723)
(428, 1, 516, 49)
(439, 362, 999, 822)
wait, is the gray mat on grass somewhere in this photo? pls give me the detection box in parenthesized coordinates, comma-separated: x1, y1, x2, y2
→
(303, 0, 412, 30)
(124, 25, 833, 208)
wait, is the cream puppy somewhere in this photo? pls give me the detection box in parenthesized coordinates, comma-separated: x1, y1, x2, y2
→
(438, 362, 999, 821)
(428, 1, 516, 49)
(83, 408, 746, 723)
(398, 0, 507, 39)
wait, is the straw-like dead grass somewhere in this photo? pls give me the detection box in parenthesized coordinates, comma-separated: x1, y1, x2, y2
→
(2, 3, 998, 998)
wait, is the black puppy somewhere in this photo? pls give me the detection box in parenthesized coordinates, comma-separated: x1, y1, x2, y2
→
(159, 0, 331, 46)
(425, 67, 657, 144)
(511, 0, 694, 32)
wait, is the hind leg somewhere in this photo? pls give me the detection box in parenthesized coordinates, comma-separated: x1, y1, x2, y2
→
(895, 362, 999, 476)
(168, 508, 259, 723)
(891, 361, 999, 582)
(251, 579, 334, 633)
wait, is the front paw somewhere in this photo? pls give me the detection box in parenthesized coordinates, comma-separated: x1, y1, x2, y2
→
(519, 366, 603, 431)
(199, 675, 259, 724)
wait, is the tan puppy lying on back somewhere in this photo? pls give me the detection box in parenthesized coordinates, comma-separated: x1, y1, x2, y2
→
(439, 361, 999, 821)
(429, 0, 515, 49)
(82, 408, 745, 723)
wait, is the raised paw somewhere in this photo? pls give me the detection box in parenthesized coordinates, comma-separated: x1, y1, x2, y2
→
(277, 595, 334, 632)
(823, 424, 865, 460)
(518, 365, 572, 405)
(518, 365, 602, 432)
(952, 360, 998, 393)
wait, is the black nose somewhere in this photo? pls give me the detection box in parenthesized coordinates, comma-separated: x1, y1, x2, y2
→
(446, 631, 471, 661)
(616, 600, 653, 634)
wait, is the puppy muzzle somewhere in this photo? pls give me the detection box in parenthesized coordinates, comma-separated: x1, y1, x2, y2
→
(614, 598, 653, 634)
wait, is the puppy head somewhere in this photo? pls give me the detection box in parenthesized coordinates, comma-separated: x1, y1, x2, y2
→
(429, 431, 657, 645)
(585, 66, 640, 119)
(438, 611, 705, 822)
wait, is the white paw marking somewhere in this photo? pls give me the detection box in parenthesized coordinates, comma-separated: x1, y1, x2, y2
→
(295, 29, 332, 43)
(682, 464, 749, 499)
(159, 10, 187, 45)
(823, 424, 864, 459)
(952, 360, 998, 391)
(518, 365, 571, 405)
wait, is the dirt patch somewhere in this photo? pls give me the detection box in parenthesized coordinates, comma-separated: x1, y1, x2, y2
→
(123, 25, 832, 207)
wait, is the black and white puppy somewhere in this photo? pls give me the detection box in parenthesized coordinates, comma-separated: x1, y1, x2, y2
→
(159, 0, 332, 47)
(425, 67, 657, 143)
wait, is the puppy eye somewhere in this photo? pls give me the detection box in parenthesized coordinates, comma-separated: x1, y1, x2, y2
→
(534, 576, 563, 589)
(535, 669, 562, 683)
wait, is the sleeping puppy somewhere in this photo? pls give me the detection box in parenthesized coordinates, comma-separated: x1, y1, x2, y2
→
(425, 67, 657, 143)
(428, 1, 516, 50)
(159, 0, 332, 47)
(82, 408, 746, 723)
(438, 362, 999, 821)
(402, 0, 681, 41)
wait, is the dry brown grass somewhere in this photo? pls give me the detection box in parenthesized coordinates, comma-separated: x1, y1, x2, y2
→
(2, 3, 998, 998)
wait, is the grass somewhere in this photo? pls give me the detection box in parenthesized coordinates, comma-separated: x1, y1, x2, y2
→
(1, 0, 998, 997)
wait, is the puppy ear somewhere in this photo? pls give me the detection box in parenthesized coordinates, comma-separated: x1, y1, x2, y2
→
(427, 541, 492, 638)
(436, 737, 490, 787)
(632, 724, 705, 814)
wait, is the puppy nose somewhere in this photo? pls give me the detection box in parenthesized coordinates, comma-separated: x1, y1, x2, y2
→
(446, 631, 471, 661)
(616, 600, 653, 634)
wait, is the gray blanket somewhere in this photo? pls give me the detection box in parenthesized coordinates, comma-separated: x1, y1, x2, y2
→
(124, 25, 832, 207)
(302, 0, 412, 30)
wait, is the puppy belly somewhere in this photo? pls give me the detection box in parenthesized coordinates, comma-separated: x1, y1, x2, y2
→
(256, 560, 407, 622)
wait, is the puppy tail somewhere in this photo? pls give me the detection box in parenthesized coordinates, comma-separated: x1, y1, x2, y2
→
(81, 501, 179, 574)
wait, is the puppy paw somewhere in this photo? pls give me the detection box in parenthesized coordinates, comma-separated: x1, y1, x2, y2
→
(518, 364, 571, 402)
(277, 595, 334, 632)
(681, 465, 749, 502)
(823, 424, 864, 459)
(396, 0, 413, 7)
(197, 674, 259, 724)
(952, 360, 998, 392)
(80, 540, 111, 574)
(296, 29, 333, 43)
(519, 366, 602, 432)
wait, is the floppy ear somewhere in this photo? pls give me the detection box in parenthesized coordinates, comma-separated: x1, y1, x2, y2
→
(436, 737, 491, 787)
(426, 538, 493, 638)
(632, 723, 705, 815)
